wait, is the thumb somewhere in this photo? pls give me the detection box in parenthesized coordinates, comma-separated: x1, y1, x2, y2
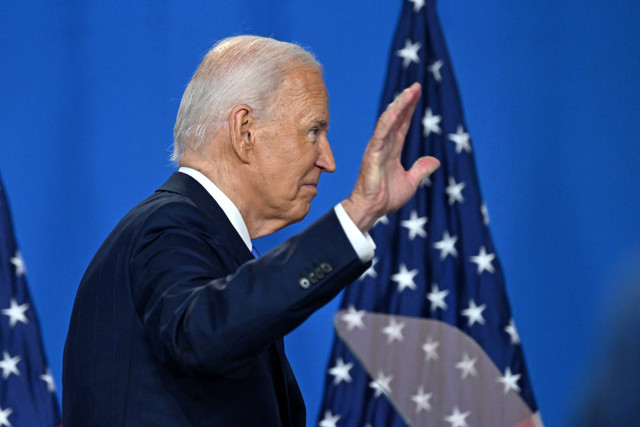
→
(407, 156, 440, 187)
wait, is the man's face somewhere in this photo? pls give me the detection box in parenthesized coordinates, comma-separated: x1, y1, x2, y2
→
(249, 66, 335, 228)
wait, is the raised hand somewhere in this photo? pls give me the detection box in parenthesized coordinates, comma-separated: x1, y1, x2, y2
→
(342, 83, 440, 232)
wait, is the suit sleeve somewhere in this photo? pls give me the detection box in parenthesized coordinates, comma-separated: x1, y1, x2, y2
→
(129, 202, 369, 377)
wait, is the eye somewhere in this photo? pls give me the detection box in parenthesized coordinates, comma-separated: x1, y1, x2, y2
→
(309, 127, 320, 141)
(307, 120, 328, 142)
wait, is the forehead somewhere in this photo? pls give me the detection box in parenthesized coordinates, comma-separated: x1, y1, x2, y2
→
(273, 66, 329, 121)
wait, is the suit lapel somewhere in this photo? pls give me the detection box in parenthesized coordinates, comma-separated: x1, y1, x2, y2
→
(157, 172, 304, 425)
(157, 172, 253, 266)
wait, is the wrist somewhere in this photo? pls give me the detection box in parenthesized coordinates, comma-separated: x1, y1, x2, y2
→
(340, 198, 378, 233)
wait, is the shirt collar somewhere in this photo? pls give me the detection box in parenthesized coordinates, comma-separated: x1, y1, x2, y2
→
(178, 166, 252, 252)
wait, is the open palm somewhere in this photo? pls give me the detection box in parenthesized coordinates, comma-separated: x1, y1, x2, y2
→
(343, 83, 440, 232)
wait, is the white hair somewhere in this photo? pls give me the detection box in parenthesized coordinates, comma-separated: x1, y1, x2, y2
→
(172, 35, 322, 163)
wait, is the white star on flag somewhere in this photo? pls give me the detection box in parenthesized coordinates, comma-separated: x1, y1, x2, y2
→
(426, 283, 449, 312)
(470, 246, 496, 274)
(319, 410, 341, 427)
(369, 371, 393, 397)
(40, 368, 56, 392)
(1, 299, 29, 328)
(448, 124, 472, 153)
(505, 319, 520, 344)
(433, 231, 458, 259)
(462, 299, 487, 327)
(421, 336, 440, 362)
(411, 385, 433, 413)
(0, 351, 21, 379)
(396, 39, 421, 68)
(455, 353, 478, 379)
(420, 174, 431, 188)
(340, 306, 366, 331)
(444, 406, 471, 427)
(400, 210, 427, 240)
(408, 0, 425, 12)
(328, 358, 353, 385)
(481, 203, 490, 225)
(9, 250, 26, 276)
(391, 263, 419, 292)
(422, 108, 442, 136)
(497, 367, 522, 394)
(0, 407, 12, 427)
(428, 59, 444, 82)
(381, 318, 405, 343)
(374, 215, 389, 227)
(359, 257, 378, 280)
(445, 177, 465, 205)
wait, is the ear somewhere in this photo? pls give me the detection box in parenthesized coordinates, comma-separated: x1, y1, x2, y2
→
(229, 104, 254, 164)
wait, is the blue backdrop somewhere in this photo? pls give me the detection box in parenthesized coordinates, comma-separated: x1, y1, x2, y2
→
(1, 1, 639, 426)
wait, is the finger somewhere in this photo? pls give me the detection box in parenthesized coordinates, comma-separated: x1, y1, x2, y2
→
(406, 156, 440, 187)
(395, 86, 421, 139)
(391, 82, 421, 114)
(387, 84, 421, 157)
(370, 83, 421, 148)
(387, 83, 421, 134)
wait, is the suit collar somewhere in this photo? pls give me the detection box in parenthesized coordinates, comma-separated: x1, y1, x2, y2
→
(177, 167, 252, 251)
(157, 172, 253, 265)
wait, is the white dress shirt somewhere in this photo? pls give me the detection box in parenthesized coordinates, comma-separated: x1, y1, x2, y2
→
(178, 167, 374, 262)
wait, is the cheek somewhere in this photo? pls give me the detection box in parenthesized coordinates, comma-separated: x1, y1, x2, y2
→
(275, 148, 316, 179)
(258, 142, 318, 198)
(260, 162, 300, 200)
(276, 166, 313, 202)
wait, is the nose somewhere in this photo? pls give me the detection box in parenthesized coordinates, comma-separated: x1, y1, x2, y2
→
(315, 136, 336, 173)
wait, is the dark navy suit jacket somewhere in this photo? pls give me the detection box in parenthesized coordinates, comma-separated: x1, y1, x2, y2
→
(63, 172, 368, 426)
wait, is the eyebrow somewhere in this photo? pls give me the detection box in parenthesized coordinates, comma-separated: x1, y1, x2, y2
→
(311, 119, 329, 129)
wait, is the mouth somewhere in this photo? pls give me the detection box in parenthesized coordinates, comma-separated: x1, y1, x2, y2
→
(302, 176, 320, 188)
(301, 182, 319, 197)
(301, 173, 321, 194)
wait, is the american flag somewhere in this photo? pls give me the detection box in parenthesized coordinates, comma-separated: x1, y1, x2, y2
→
(0, 175, 61, 426)
(318, 1, 539, 426)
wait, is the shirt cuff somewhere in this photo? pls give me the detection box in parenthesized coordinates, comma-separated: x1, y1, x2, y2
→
(334, 203, 376, 263)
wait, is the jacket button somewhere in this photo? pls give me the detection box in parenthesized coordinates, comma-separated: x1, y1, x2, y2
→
(309, 272, 318, 284)
(299, 277, 311, 289)
(320, 262, 333, 273)
(315, 266, 325, 279)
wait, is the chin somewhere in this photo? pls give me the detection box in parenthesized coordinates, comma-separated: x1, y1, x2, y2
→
(288, 203, 311, 225)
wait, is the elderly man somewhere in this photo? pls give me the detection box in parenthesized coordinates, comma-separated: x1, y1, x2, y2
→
(62, 35, 439, 426)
